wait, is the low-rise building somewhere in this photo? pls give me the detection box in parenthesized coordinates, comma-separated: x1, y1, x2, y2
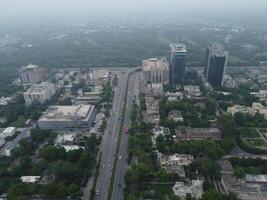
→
(153, 126, 170, 138)
(227, 103, 267, 120)
(227, 104, 252, 115)
(184, 85, 202, 96)
(158, 152, 194, 177)
(168, 110, 183, 122)
(24, 82, 56, 105)
(59, 145, 84, 152)
(54, 133, 76, 145)
(144, 96, 160, 124)
(89, 70, 110, 84)
(38, 105, 96, 131)
(252, 102, 267, 120)
(20, 176, 41, 183)
(172, 179, 203, 200)
(175, 127, 221, 141)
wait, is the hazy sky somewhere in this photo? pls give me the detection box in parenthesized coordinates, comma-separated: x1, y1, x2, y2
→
(1, 0, 267, 23)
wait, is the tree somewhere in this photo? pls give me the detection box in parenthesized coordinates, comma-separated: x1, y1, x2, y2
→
(234, 166, 245, 178)
(217, 114, 236, 137)
(52, 160, 78, 182)
(8, 183, 28, 200)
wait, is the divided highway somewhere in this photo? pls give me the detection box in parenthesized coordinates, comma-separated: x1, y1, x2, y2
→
(94, 70, 129, 200)
(111, 72, 139, 200)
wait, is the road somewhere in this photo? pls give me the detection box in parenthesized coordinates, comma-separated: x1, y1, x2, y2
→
(94, 70, 129, 200)
(111, 71, 139, 200)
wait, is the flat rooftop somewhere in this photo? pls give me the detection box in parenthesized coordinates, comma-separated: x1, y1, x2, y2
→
(209, 43, 227, 57)
(170, 43, 187, 53)
(142, 58, 169, 71)
(39, 105, 94, 121)
(25, 82, 54, 94)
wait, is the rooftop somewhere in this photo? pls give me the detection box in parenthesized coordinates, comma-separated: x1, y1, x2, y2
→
(208, 43, 228, 57)
(39, 105, 94, 121)
(142, 57, 169, 71)
(25, 82, 54, 94)
(20, 176, 41, 183)
(170, 43, 187, 53)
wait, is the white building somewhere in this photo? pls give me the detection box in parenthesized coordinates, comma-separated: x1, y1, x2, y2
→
(20, 176, 41, 183)
(172, 179, 203, 200)
(38, 105, 96, 131)
(23, 82, 56, 105)
(19, 64, 46, 84)
(142, 58, 169, 84)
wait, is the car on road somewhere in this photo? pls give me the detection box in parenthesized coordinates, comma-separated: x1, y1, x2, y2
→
(96, 189, 99, 196)
(102, 164, 106, 168)
(119, 155, 122, 160)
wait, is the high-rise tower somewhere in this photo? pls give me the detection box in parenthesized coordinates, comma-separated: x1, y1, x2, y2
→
(204, 44, 228, 87)
(169, 43, 187, 85)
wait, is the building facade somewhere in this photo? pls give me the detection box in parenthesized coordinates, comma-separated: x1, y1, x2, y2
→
(204, 44, 228, 87)
(169, 44, 187, 85)
(19, 64, 46, 84)
(23, 82, 56, 105)
(142, 58, 169, 84)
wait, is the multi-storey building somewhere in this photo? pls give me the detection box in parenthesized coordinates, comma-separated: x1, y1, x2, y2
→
(38, 105, 96, 131)
(142, 58, 169, 84)
(169, 44, 187, 85)
(23, 82, 56, 105)
(204, 44, 228, 87)
(19, 64, 46, 84)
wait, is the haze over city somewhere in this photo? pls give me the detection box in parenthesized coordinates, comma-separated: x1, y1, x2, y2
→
(1, 1, 267, 200)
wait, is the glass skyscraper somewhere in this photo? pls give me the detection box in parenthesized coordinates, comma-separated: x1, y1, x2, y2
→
(169, 43, 187, 85)
(204, 44, 228, 87)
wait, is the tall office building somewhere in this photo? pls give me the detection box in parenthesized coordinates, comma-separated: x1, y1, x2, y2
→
(169, 43, 187, 85)
(204, 44, 228, 87)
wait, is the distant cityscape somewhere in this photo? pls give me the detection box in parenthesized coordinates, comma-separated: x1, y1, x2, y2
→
(1, 10, 267, 200)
